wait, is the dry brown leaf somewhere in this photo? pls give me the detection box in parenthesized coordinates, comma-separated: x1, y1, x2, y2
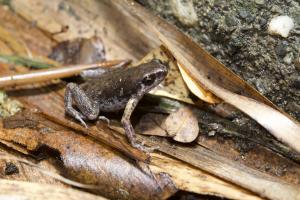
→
(49, 36, 106, 65)
(140, 135, 300, 200)
(4, 1, 300, 199)
(0, 25, 28, 55)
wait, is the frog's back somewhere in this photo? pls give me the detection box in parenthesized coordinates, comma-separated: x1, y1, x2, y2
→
(80, 67, 140, 111)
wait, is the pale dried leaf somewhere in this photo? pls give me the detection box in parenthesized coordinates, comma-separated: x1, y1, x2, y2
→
(177, 62, 220, 104)
(164, 107, 199, 143)
(136, 107, 199, 143)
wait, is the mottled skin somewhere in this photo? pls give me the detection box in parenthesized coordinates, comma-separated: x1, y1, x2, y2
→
(64, 59, 168, 151)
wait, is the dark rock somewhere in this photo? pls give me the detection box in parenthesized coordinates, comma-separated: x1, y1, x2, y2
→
(225, 15, 239, 27)
(239, 10, 249, 19)
(293, 77, 300, 89)
(276, 41, 289, 58)
(4, 162, 19, 175)
(259, 18, 267, 28)
(200, 34, 211, 44)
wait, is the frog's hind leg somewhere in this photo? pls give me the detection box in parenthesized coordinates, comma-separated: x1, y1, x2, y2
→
(65, 83, 99, 127)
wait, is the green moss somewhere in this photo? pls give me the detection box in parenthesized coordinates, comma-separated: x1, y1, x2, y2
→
(0, 90, 22, 118)
(0, 54, 53, 69)
(0, 0, 10, 6)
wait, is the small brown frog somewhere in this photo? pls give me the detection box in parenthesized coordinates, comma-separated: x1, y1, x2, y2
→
(64, 59, 168, 151)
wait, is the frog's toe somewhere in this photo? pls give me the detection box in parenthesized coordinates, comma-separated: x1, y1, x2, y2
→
(76, 115, 88, 128)
(98, 116, 110, 125)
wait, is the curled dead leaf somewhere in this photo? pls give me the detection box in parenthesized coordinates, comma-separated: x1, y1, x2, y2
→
(164, 107, 199, 143)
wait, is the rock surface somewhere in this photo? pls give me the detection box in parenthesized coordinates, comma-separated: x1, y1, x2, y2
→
(140, 0, 300, 121)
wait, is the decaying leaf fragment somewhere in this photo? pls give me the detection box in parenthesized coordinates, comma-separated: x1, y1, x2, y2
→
(136, 106, 199, 143)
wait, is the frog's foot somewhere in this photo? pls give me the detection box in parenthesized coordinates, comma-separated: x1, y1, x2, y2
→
(130, 140, 159, 153)
(76, 115, 88, 128)
(141, 140, 160, 151)
(66, 106, 88, 128)
(98, 115, 110, 125)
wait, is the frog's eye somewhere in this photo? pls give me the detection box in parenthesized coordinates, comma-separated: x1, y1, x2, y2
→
(142, 74, 156, 86)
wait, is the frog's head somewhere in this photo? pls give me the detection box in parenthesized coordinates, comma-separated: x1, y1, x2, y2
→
(139, 59, 168, 92)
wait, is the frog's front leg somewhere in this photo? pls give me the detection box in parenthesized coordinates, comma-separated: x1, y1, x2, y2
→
(121, 96, 151, 152)
(65, 83, 100, 127)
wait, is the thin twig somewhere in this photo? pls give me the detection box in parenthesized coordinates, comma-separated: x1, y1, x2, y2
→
(0, 59, 131, 87)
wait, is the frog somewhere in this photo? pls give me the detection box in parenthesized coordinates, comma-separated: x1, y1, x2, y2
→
(64, 59, 168, 151)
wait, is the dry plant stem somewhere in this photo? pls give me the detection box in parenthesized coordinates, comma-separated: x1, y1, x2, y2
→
(0, 179, 107, 200)
(0, 59, 130, 87)
(38, 111, 149, 162)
